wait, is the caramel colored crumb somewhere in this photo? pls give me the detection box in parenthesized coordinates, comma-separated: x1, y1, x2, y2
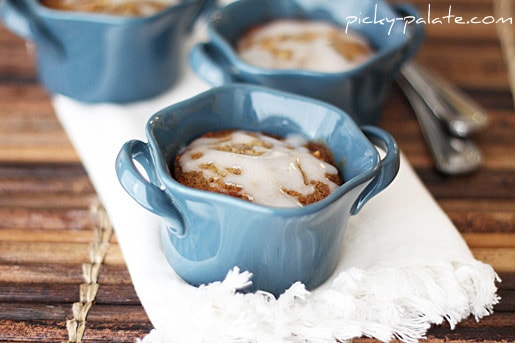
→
(190, 151, 204, 160)
(306, 141, 335, 164)
(226, 167, 242, 175)
(202, 130, 234, 139)
(174, 163, 251, 201)
(282, 181, 332, 206)
(200, 162, 226, 177)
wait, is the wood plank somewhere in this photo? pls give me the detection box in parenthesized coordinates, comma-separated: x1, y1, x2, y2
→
(471, 248, 515, 272)
(86, 304, 150, 323)
(0, 164, 96, 205)
(417, 169, 515, 200)
(87, 312, 501, 343)
(427, 312, 515, 340)
(104, 244, 127, 266)
(0, 228, 94, 243)
(439, 198, 515, 215)
(406, 0, 512, 91)
(0, 84, 52, 103)
(0, 320, 68, 342)
(94, 284, 141, 305)
(0, 175, 95, 196)
(0, 207, 97, 230)
(0, 111, 68, 131)
(497, 272, 515, 289)
(0, 47, 37, 81)
(0, 282, 140, 305)
(0, 263, 83, 284)
(0, 110, 63, 133)
(418, 46, 508, 90)
(0, 132, 74, 146)
(0, 98, 55, 113)
(0, 194, 97, 208)
(82, 321, 153, 343)
(463, 233, 515, 248)
(464, 90, 514, 111)
(0, 146, 80, 163)
(97, 265, 133, 285)
(0, 42, 36, 69)
(0, 303, 71, 321)
(353, 313, 515, 343)
(495, 0, 515, 104)
(0, 283, 80, 304)
(496, 289, 514, 312)
(446, 207, 515, 233)
(0, 241, 90, 264)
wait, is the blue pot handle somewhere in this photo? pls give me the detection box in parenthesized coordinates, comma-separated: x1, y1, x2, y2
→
(0, 0, 64, 58)
(115, 140, 185, 236)
(0, 0, 34, 40)
(391, 3, 425, 71)
(186, 0, 217, 33)
(351, 126, 400, 215)
(189, 42, 242, 86)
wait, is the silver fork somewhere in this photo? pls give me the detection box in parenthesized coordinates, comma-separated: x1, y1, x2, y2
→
(397, 71, 483, 175)
(400, 62, 489, 138)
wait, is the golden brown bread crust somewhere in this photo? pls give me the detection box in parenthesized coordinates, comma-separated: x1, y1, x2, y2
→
(40, 0, 169, 16)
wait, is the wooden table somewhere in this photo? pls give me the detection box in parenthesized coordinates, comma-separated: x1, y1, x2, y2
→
(0, 1, 513, 342)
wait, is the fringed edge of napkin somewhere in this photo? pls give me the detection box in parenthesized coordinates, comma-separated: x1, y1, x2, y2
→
(138, 259, 499, 343)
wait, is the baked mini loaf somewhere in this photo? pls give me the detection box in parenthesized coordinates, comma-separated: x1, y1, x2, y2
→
(236, 19, 373, 73)
(40, 0, 169, 16)
(173, 130, 343, 207)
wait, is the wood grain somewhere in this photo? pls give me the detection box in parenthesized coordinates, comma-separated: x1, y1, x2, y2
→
(0, 1, 513, 341)
(407, 0, 512, 90)
(0, 263, 84, 284)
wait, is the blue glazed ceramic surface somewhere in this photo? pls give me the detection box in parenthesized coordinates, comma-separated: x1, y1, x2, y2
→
(115, 84, 400, 296)
(189, 0, 424, 125)
(0, 0, 214, 103)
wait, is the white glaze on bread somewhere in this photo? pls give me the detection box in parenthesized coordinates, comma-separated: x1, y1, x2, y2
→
(174, 130, 341, 207)
(236, 19, 373, 72)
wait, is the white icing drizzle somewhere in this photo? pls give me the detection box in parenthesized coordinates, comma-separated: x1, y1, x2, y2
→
(236, 20, 373, 72)
(178, 131, 340, 207)
(40, 0, 171, 16)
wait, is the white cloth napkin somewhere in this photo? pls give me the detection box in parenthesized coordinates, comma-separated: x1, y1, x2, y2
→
(52, 29, 499, 343)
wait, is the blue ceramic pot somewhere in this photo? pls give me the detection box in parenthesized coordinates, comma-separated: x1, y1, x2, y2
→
(189, 0, 424, 125)
(0, 0, 214, 103)
(115, 84, 400, 296)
